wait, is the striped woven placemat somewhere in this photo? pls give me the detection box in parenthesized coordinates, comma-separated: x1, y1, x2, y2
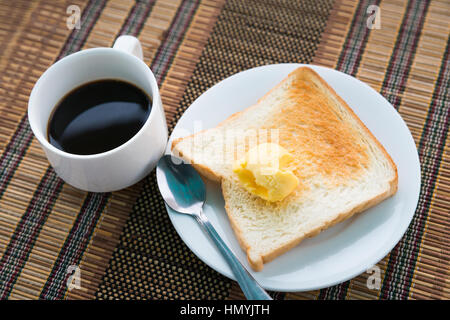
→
(0, 0, 448, 300)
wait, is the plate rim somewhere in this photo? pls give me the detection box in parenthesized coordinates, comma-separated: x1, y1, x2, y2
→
(162, 63, 421, 292)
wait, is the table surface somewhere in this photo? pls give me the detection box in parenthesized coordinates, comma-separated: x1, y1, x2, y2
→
(0, 0, 448, 300)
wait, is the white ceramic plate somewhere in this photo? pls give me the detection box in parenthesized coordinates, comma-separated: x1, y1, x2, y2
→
(163, 64, 421, 292)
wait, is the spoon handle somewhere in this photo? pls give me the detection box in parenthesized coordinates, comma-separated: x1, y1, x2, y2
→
(195, 209, 272, 300)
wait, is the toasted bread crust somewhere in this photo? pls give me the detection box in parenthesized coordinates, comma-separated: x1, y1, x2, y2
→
(172, 66, 398, 271)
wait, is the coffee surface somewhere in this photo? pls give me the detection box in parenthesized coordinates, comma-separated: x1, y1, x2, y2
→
(48, 79, 151, 155)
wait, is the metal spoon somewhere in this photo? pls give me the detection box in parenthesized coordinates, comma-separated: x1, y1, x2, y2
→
(156, 155, 272, 300)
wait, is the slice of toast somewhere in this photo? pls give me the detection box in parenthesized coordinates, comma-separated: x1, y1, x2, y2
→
(172, 67, 398, 271)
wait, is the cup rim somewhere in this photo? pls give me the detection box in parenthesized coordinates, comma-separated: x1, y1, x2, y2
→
(28, 47, 162, 160)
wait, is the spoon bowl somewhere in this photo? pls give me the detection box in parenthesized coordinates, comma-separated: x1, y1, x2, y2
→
(156, 155, 204, 214)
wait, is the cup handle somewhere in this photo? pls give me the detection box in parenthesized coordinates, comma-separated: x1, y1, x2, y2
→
(113, 35, 143, 61)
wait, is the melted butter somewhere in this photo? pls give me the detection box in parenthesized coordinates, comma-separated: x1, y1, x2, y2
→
(233, 143, 299, 202)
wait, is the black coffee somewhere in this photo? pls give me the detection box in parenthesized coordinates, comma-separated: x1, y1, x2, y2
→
(48, 79, 151, 155)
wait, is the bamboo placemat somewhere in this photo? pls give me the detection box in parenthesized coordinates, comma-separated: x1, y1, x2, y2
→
(0, 0, 448, 300)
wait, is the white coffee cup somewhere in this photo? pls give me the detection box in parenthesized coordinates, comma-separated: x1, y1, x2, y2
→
(28, 36, 168, 192)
